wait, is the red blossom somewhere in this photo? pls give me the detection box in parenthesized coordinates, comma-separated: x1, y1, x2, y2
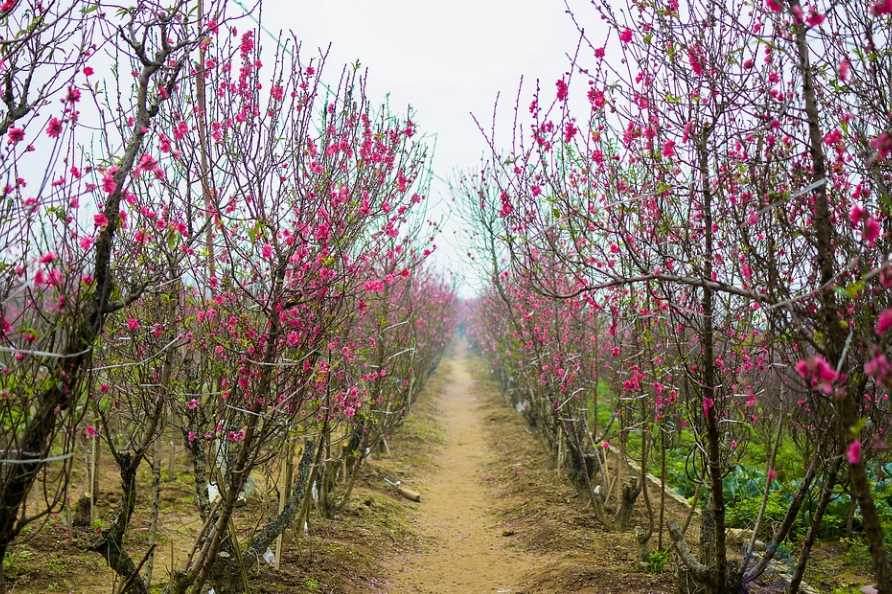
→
(46, 117, 63, 138)
(7, 127, 24, 144)
(556, 78, 569, 102)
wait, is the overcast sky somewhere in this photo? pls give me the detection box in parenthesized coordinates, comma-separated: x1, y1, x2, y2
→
(252, 1, 607, 296)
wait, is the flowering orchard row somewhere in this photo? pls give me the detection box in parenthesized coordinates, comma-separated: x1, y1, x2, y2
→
(464, 0, 892, 592)
(0, 2, 454, 592)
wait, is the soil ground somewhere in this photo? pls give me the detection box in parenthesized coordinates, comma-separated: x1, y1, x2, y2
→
(384, 341, 675, 594)
(385, 343, 559, 593)
(5, 341, 869, 593)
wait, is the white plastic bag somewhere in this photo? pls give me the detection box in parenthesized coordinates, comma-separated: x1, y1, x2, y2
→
(262, 548, 276, 566)
(207, 482, 220, 504)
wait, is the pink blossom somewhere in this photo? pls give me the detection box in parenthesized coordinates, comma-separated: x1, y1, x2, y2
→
(499, 190, 513, 218)
(126, 318, 140, 332)
(83, 66, 94, 76)
(136, 154, 162, 178)
(849, 204, 866, 227)
(872, 0, 892, 15)
(555, 79, 569, 102)
(847, 440, 862, 464)
(814, 357, 838, 382)
(364, 279, 385, 293)
(864, 217, 881, 245)
(822, 128, 842, 146)
(687, 47, 704, 76)
(865, 353, 891, 380)
(240, 30, 255, 56)
(806, 7, 825, 26)
(796, 355, 838, 395)
(588, 88, 605, 109)
(876, 308, 892, 336)
(767, 468, 778, 481)
(187, 398, 199, 410)
(46, 117, 63, 139)
(102, 166, 119, 194)
(85, 424, 98, 439)
(765, 0, 782, 11)
(702, 397, 714, 415)
(839, 58, 850, 82)
(7, 127, 24, 144)
(564, 121, 577, 142)
(662, 139, 675, 158)
(619, 28, 633, 44)
(93, 213, 109, 228)
(173, 121, 189, 140)
(66, 86, 81, 104)
(871, 132, 891, 162)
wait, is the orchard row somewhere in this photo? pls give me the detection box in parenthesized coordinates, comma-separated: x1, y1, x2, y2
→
(0, 2, 455, 593)
(464, 1, 892, 592)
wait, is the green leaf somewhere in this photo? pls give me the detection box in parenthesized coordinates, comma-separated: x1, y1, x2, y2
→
(844, 280, 865, 299)
(167, 229, 179, 251)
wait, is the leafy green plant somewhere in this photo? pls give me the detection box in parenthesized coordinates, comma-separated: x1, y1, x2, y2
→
(841, 537, 872, 571)
(644, 548, 670, 573)
(726, 491, 791, 540)
(3, 548, 33, 575)
(832, 587, 865, 594)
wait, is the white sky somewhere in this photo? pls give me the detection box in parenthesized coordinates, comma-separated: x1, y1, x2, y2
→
(254, 1, 607, 297)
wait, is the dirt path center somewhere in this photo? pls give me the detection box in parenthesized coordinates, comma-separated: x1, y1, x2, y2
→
(386, 343, 542, 593)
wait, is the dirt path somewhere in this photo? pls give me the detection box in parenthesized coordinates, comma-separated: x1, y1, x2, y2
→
(387, 343, 545, 593)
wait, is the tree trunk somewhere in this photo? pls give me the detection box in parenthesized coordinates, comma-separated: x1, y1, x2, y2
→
(616, 478, 641, 530)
